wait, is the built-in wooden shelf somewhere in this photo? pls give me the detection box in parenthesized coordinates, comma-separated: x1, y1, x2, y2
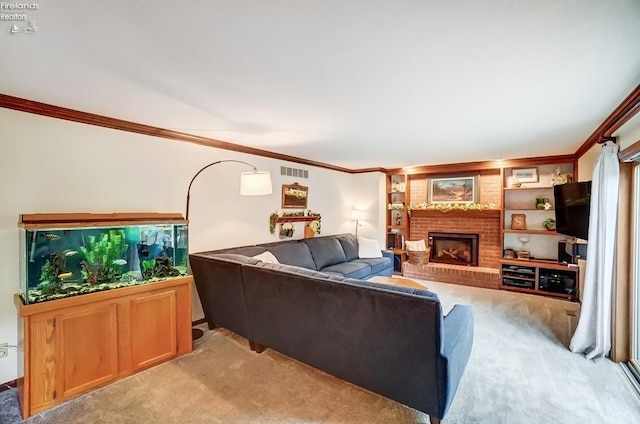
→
(274, 216, 319, 223)
(502, 229, 557, 235)
(504, 187, 554, 191)
(500, 258, 578, 271)
(500, 284, 575, 300)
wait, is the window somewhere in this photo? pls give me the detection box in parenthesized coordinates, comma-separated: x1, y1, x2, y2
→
(626, 163, 640, 393)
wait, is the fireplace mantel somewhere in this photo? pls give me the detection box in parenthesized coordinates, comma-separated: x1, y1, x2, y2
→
(409, 209, 501, 218)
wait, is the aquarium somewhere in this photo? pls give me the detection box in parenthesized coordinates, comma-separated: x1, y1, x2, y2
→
(19, 213, 189, 304)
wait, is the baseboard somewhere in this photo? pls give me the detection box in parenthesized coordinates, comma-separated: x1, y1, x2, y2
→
(192, 318, 206, 326)
(0, 379, 17, 393)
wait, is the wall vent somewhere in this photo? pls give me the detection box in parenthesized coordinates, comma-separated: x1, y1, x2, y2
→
(280, 166, 309, 179)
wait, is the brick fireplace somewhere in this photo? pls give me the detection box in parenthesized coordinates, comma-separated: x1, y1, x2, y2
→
(402, 209, 501, 289)
(398, 171, 503, 289)
(408, 210, 501, 268)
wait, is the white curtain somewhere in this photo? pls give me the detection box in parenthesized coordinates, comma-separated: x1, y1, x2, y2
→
(570, 144, 620, 359)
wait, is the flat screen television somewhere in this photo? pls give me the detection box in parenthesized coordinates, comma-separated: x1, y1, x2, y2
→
(553, 181, 592, 240)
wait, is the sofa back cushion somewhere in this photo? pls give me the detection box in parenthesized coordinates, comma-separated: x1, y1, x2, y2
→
(210, 253, 262, 265)
(218, 246, 267, 257)
(252, 262, 331, 279)
(344, 278, 440, 301)
(267, 242, 317, 270)
(304, 237, 348, 269)
(335, 234, 359, 261)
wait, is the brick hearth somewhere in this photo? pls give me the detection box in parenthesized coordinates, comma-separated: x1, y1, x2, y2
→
(402, 262, 500, 290)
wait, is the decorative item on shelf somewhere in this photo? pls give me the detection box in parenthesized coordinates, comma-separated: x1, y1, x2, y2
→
(269, 211, 322, 235)
(551, 167, 573, 186)
(511, 176, 522, 189)
(512, 167, 539, 183)
(517, 236, 530, 259)
(504, 249, 517, 259)
(387, 202, 405, 210)
(308, 220, 321, 235)
(280, 222, 295, 238)
(391, 181, 405, 193)
(407, 202, 499, 214)
(535, 197, 550, 210)
(395, 215, 401, 226)
(269, 213, 278, 234)
(542, 218, 556, 231)
(511, 213, 527, 230)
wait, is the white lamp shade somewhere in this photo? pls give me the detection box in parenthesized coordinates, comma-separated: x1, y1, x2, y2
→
(240, 171, 273, 196)
(351, 209, 368, 221)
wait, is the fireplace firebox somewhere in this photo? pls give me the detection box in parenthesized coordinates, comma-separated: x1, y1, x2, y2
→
(428, 232, 479, 267)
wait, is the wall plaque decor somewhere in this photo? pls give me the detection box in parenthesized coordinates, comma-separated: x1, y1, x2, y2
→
(281, 183, 308, 208)
(511, 213, 527, 230)
(512, 167, 538, 183)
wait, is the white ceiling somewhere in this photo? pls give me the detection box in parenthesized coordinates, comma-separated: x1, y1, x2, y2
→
(2, 1, 640, 170)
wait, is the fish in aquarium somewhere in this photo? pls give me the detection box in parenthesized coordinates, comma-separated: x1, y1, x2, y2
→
(41, 233, 61, 241)
(63, 249, 78, 257)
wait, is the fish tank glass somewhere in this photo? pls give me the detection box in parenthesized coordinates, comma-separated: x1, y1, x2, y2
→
(19, 213, 189, 304)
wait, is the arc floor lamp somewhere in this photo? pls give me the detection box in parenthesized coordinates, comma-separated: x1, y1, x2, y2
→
(186, 159, 273, 220)
(185, 159, 273, 339)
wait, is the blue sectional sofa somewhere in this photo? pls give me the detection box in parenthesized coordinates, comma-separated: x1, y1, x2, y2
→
(189, 233, 473, 423)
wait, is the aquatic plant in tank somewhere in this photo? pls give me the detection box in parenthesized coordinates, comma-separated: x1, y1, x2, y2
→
(79, 229, 128, 284)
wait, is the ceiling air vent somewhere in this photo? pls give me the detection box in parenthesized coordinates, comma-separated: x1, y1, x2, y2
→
(280, 166, 309, 178)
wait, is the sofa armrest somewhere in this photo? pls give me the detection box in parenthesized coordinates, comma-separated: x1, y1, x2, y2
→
(381, 249, 394, 260)
(440, 305, 474, 415)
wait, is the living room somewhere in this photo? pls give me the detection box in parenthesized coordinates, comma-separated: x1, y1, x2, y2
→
(2, 2, 640, 423)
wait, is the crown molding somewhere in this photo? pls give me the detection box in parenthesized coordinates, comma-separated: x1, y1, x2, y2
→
(0, 94, 358, 174)
(575, 84, 640, 158)
(3, 89, 638, 173)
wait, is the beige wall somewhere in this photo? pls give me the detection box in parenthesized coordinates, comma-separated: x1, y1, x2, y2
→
(578, 143, 600, 181)
(614, 111, 640, 151)
(0, 108, 381, 384)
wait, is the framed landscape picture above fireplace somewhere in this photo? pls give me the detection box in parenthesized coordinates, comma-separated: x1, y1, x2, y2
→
(429, 175, 478, 204)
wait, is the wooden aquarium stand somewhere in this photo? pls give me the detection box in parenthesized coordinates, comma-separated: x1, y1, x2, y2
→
(14, 276, 192, 419)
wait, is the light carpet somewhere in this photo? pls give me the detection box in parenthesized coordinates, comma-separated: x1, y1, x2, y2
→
(2, 279, 639, 424)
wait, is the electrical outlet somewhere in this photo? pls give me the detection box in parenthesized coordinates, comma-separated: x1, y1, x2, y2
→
(0, 342, 8, 358)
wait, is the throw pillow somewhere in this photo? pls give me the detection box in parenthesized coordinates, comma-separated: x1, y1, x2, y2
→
(357, 236, 383, 258)
(405, 239, 427, 251)
(252, 250, 280, 264)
